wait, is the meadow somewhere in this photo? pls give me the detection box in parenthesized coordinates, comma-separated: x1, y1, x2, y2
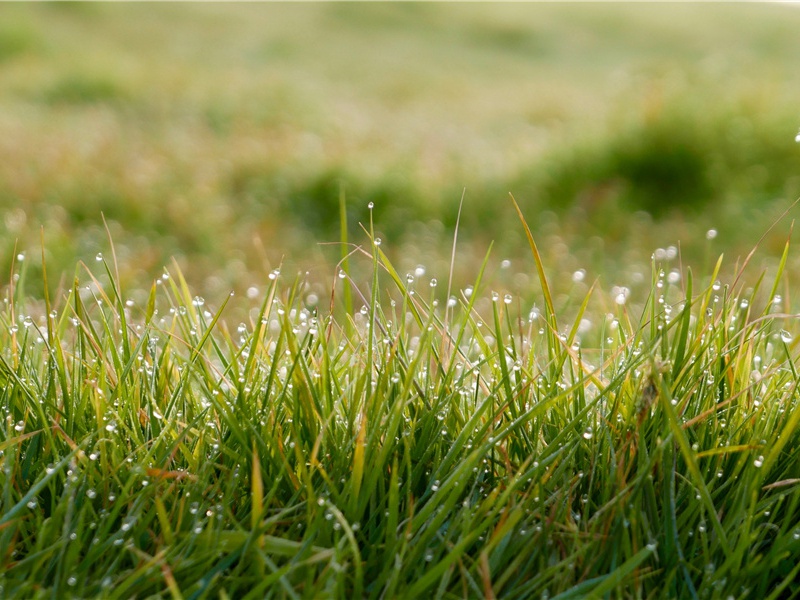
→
(2, 3, 800, 598)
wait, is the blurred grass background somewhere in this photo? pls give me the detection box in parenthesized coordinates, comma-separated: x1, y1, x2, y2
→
(2, 2, 800, 302)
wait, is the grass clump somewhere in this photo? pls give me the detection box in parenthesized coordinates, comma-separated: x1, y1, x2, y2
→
(2, 208, 800, 598)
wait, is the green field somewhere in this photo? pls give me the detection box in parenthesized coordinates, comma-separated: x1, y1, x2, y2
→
(2, 3, 800, 598)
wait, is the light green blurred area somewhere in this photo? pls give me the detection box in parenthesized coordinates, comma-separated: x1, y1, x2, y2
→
(2, 2, 800, 298)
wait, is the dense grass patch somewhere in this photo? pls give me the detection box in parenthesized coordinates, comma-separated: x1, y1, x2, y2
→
(3, 3, 800, 289)
(2, 209, 800, 598)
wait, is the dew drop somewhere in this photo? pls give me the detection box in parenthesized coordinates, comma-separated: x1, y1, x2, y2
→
(780, 330, 793, 343)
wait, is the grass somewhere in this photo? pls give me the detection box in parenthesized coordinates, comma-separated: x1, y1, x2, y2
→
(2, 204, 800, 598)
(2, 3, 800, 293)
(3, 4, 800, 596)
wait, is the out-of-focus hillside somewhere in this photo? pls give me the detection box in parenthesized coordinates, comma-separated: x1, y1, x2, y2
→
(2, 2, 800, 297)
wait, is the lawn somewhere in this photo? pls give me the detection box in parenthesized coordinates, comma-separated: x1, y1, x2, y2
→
(2, 3, 800, 598)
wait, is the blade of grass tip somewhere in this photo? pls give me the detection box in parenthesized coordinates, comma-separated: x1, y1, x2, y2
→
(145, 279, 157, 325)
(98, 253, 133, 366)
(170, 257, 197, 316)
(8, 241, 20, 368)
(243, 270, 279, 384)
(164, 289, 233, 419)
(339, 182, 354, 321)
(671, 268, 693, 380)
(100, 214, 136, 377)
(732, 196, 800, 290)
(448, 243, 494, 360)
(764, 225, 791, 317)
(102, 212, 121, 291)
(699, 254, 724, 324)
(39, 229, 53, 346)
(552, 280, 597, 382)
(509, 193, 559, 375)
(443, 189, 465, 360)
(328, 245, 361, 341)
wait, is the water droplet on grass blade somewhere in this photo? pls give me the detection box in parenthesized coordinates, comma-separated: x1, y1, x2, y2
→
(95, 253, 103, 262)
(780, 330, 793, 343)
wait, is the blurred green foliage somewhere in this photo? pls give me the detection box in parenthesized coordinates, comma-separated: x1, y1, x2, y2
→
(1, 2, 800, 295)
(0, 22, 40, 62)
(517, 102, 800, 218)
(41, 73, 129, 105)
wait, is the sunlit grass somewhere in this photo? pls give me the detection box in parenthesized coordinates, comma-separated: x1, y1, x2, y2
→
(2, 205, 800, 598)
